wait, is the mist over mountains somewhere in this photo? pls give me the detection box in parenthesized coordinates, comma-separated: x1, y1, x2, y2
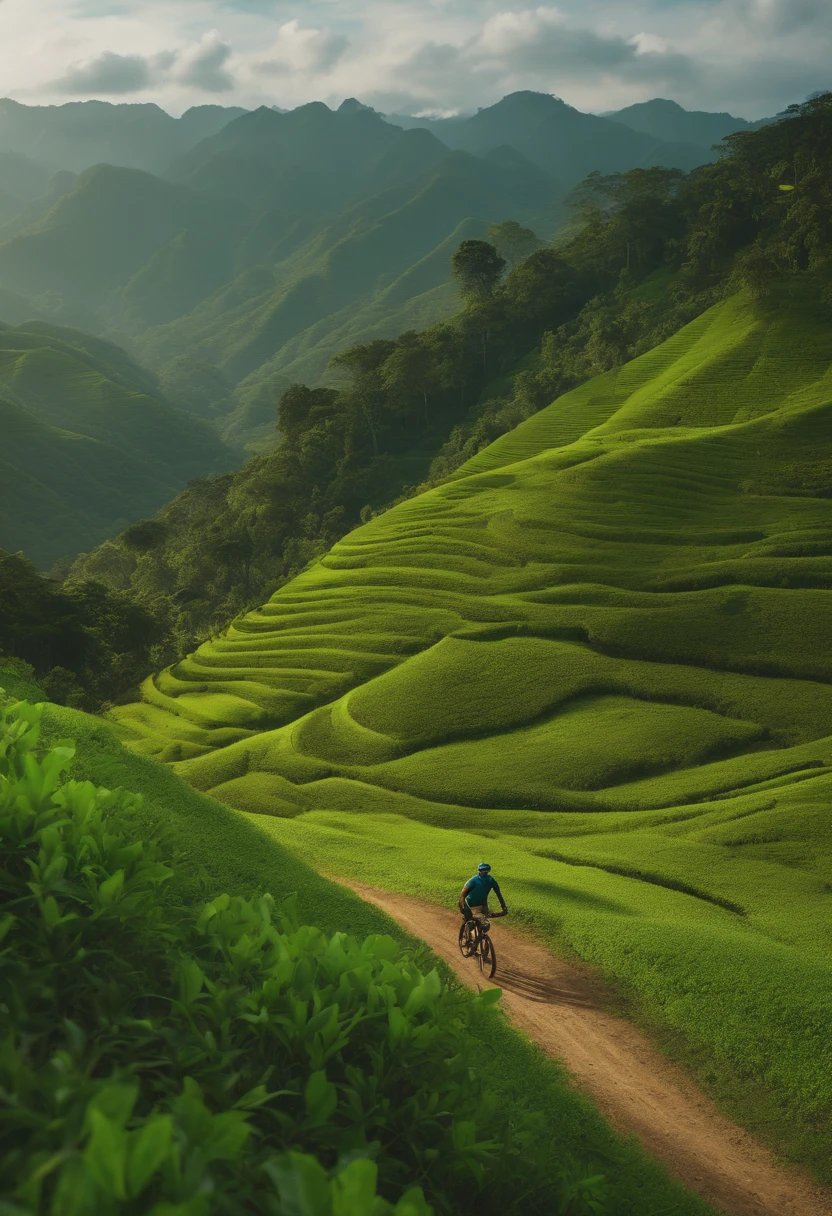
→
(0, 88, 773, 561)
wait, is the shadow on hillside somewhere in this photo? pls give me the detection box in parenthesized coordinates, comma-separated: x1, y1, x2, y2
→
(513, 875, 630, 916)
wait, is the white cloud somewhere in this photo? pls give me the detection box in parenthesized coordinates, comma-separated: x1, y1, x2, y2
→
(1, 0, 830, 119)
(254, 20, 349, 76)
(53, 50, 154, 94)
(630, 32, 671, 56)
(176, 30, 234, 92)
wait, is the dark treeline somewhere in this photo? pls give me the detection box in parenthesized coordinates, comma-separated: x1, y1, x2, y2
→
(5, 94, 830, 709)
(0, 550, 159, 709)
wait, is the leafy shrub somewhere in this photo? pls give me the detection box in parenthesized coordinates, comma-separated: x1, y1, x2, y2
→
(0, 700, 603, 1215)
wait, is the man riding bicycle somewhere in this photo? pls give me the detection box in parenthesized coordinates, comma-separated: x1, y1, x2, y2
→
(458, 862, 508, 921)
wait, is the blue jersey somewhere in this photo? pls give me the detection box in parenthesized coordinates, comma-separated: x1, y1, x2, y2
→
(463, 873, 504, 909)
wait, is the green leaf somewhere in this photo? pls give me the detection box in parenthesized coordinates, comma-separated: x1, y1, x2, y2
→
(332, 1158, 379, 1216)
(40, 896, 64, 929)
(476, 987, 502, 1007)
(147, 1202, 212, 1216)
(98, 869, 125, 907)
(84, 1108, 127, 1199)
(205, 1110, 250, 1161)
(304, 1070, 338, 1127)
(265, 1152, 332, 1216)
(394, 1189, 434, 1216)
(127, 1115, 173, 1197)
(388, 1006, 406, 1048)
(86, 1082, 138, 1130)
(178, 958, 205, 1004)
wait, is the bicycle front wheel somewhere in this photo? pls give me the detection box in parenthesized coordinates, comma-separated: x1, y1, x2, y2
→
(459, 921, 477, 958)
(480, 933, 497, 979)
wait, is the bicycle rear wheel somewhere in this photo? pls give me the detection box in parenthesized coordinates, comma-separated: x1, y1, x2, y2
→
(479, 933, 497, 979)
(458, 921, 477, 958)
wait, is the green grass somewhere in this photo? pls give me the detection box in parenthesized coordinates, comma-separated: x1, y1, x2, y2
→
(114, 282, 832, 1176)
(0, 322, 236, 565)
(2, 688, 713, 1215)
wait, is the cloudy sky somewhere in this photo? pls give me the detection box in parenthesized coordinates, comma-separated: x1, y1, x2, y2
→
(0, 0, 828, 119)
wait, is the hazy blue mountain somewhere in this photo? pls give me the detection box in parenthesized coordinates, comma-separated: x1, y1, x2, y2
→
(138, 146, 555, 443)
(0, 90, 758, 456)
(0, 99, 246, 176)
(0, 151, 52, 200)
(609, 98, 771, 149)
(385, 91, 712, 185)
(0, 164, 249, 326)
(169, 102, 451, 213)
(0, 320, 238, 566)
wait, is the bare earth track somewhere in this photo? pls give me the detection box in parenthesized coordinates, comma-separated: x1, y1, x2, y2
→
(344, 881, 832, 1216)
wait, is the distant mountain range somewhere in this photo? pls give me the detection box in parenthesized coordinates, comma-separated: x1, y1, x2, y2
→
(0, 90, 774, 463)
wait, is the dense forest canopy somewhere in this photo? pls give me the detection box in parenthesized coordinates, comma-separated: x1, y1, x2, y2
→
(3, 93, 830, 711)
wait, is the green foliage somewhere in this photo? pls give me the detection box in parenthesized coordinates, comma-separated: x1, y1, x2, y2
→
(451, 240, 506, 300)
(0, 700, 609, 1215)
(486, 222, 543, 270)
(0, 548, 165, 711)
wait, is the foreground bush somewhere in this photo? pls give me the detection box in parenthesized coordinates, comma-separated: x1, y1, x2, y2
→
(0, 699, 604, 1215)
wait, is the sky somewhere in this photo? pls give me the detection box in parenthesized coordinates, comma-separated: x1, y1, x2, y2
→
(0, 0, 829, 120)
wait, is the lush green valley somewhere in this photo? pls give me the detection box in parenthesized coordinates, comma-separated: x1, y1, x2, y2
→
(0, 91, 734, 455)
(104, 95, 832, 1183)
(3, 81, 832, 1215)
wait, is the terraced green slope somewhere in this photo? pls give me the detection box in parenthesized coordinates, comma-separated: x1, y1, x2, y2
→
(116, 284, 832, 1145)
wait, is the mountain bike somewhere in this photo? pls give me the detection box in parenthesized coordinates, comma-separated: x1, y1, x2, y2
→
(458, 909, 506, 979)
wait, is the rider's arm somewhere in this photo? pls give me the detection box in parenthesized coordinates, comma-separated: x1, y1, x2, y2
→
(458, 881, 472, 910)
(491, 878, 507, 911)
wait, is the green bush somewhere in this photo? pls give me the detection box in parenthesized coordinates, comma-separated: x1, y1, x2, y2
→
(0, 700, 604, 1216)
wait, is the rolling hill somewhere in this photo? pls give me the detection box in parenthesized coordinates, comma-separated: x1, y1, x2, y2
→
(0, 321, 237, 566)
(113, 279, 832, 1165)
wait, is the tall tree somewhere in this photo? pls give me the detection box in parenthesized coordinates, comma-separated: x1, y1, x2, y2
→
(451, 240, 506, 300)
(486, 221, 543, 270)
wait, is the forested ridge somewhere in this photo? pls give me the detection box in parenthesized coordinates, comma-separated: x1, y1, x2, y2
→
(3, 93, 830, 711)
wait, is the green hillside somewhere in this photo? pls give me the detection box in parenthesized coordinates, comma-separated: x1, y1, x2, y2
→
(139, 153, 552, 444)
(0, 667, 720, 1216)
(0, 321, 236, 565)
(0, 164, 248, 328)
(113, 279, 832, 1167)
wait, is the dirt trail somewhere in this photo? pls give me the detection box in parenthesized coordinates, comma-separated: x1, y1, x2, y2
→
(344, 880, 832, 1216)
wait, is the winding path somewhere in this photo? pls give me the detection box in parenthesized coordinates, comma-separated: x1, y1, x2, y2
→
(344, 880, 832, 1216)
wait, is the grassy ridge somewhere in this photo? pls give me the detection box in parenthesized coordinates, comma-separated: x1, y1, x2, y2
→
(0, 321, 235, 565)
(113, 280, 832, 1170)
(0, 663, 715, 1214)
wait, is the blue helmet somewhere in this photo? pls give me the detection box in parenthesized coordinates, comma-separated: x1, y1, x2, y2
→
(477, 862, 492, 873)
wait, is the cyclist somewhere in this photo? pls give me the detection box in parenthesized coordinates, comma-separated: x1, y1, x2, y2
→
(458, 862, 508, 922)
